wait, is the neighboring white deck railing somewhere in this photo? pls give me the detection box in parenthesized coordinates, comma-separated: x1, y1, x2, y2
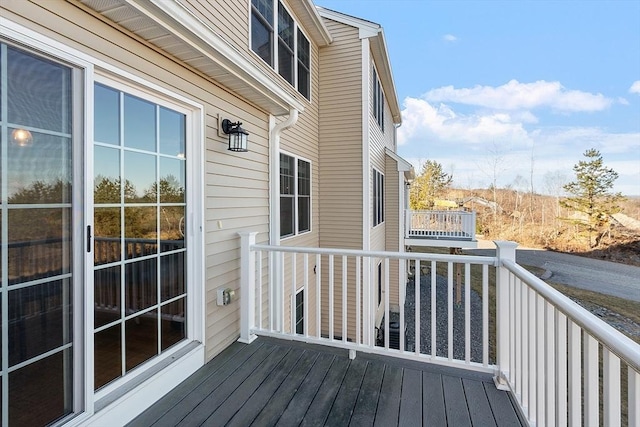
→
(406, 209, 476, 239)
(239, 233, 640, 426)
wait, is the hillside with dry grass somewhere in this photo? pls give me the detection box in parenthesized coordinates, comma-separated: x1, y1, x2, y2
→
(443, 189, 640, 266)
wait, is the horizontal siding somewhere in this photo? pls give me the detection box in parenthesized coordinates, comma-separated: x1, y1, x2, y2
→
(318, 18, 363, 251)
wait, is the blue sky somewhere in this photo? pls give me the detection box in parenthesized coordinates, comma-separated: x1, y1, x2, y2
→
(314, 0, 640, 195)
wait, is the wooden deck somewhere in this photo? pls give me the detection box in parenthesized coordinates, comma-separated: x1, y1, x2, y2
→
(129, 337, 524, 426)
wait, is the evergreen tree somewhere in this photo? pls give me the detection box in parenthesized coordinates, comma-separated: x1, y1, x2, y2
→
(409, 160, 453, 210)
(560, 149, 624, 248)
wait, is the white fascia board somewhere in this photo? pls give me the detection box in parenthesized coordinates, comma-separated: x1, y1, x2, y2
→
(385, 148, 413, 172)
(316, 7, 380, 39)
(128, 0, 305, 115)
(297, 0, 333, 45)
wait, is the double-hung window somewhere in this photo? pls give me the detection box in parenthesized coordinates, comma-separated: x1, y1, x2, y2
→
(280, 153, 311, 238)
(373, 168, 384, 226)
(373, 67, 385, 131)
(251, 0, 311, 99)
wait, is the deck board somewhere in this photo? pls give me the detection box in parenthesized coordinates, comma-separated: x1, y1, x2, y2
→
(128, 337, 525, 427)
(349, 362, 385, 426)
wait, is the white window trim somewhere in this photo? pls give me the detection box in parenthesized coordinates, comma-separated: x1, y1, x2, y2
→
(249, 0, 312, 101)
(372, 65, 385, 132)
(0, 18, 206, 425)
(279, 150, 312, 240)
(373, 167, 384, 227)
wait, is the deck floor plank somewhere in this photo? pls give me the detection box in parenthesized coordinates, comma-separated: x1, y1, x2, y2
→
(373, 364, 403, 427)
(442, 375, 472, 427)
(399, 368, 423, 427)
(175, 343, 276, 427)
(128, 341, 247, 427)
(422, 371, 447, 425)
(201, 345, 291, 426)
(274, 352, 336, 427)
(324, 358, 368, 426)
(298, 356, 350, 427)
(484, 381, 523, 426)
(349, 361, 385, 426)
(463, 378, 498, 427)
(225, 347, 307, 427)
(129, 337, 525, 427)
(141, 341, 266, 427)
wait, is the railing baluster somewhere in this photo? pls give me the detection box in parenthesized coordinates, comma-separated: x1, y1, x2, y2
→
(316, 254, 321, 339)
(329, 254, 334, 341)
(399, 258, 405, 352)
(464, 263, 470, 363)
(384, 258, 390, 350)
(303, 254, 308, 337)
(536, 294, 545, 426)
(521, 278, 529, 416)
(356, 256, 361, 345)
(431, 261, 436, 360)
(545, 301, 555, 426)
(584, 333, 599, 426)
(482, 264, 488, 367)
(603, 348, 621, 426)
(529, 287, 537, 423)
(568, 320, 581, 427)
(291, 253, 296, 335)
(629, 368, 640, 427)
(415, 259, 420, 356)
(257, 251, 263, 331)
(342, 255, 347, 343)
(514, 274, 521, 398)
(447, 261, 453, 361)
(555, 311, 567, 426)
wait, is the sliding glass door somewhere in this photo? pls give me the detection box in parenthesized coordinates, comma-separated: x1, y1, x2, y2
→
(0, 42, 80, 427)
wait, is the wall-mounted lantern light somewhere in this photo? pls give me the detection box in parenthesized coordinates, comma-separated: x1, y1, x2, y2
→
(221, 119, 249, 152)
(11, 128, 33, 147)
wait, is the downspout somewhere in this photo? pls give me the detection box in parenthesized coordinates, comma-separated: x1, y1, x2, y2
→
(269, 108, 299, 245)
(269, 108, 299, 332)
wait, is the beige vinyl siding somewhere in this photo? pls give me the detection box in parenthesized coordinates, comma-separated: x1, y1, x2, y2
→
(0, 0, 310, 362)
(318, 19, 363, 250)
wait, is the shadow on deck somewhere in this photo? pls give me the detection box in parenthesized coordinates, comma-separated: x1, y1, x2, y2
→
(129, 337, 524, 426)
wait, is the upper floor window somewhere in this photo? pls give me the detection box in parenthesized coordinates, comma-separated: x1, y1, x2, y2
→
(251, 0, 311, 100)
(280, 153, 311, 238)
(373, 67, 385, 132)
(373, 168, 384, 226)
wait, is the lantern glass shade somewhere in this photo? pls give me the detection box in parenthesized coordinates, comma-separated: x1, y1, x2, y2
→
(222, 119, 249, 152)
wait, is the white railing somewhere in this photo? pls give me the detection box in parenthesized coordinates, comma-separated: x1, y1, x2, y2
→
(239, 233, 640, 426)
(406, 209, 476, 240)
(494, 242, 640, 427)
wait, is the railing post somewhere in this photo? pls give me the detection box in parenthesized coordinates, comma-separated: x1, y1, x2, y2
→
(239, 231, 258, 343)
(494, 240, 518, 390)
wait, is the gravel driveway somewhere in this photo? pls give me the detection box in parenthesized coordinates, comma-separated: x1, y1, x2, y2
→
(466, 240, 640, 302)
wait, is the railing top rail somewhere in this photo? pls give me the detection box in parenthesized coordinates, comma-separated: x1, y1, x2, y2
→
(250, 244, 497, 265)
(503, 258, 640, 372)
(408, 210, 474, 215)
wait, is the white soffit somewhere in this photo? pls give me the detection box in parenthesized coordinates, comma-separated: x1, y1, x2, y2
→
(80, 0, 305, 115)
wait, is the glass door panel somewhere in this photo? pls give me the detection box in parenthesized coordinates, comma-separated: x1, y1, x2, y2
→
(1, 43, 76, 427)
(93, 83, 187, 390)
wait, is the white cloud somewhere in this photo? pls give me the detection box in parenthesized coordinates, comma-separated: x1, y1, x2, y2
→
(398, 97, 531, 146)
(397, 96, 640, 195)
(423, 80, 613, 112)
(630, 80, 640, 94)
(443, 34, 458, 42)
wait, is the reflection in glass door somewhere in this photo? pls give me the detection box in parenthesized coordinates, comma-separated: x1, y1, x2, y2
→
(1, 43, 77, 426)
(93, 83, 187, 390)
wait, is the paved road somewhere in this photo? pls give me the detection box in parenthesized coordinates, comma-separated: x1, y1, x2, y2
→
(465, 241, 640, 302)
